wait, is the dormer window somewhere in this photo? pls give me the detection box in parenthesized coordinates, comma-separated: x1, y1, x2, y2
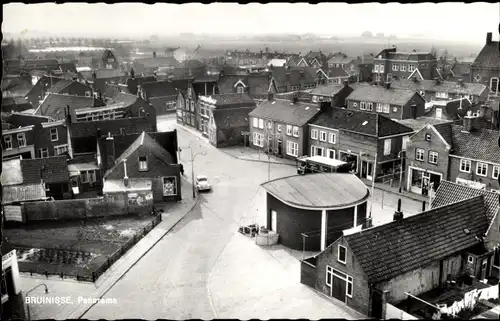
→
(425, 133, 431, 141)
(17, 133, 26, 147)
(236, 86, 245, 94)
(138, 156, 148, 171)
(338, 245, 347, 264)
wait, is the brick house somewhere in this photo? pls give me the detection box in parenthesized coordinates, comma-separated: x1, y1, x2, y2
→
(21, 156, 71, 200)
(248, 94, 321, 160)
(101, 49, 120, 70)
(345, 83, 427, 120)
(309, 107, 413, 182)
(79, 69, 128, 96)
(268, 66, 319, 93)
(139, 78, 192, 115)
(176, 77, 218, 131)
(198, 93, 256, 147)
(34, 120, 71, 159)
(431, 180, 500, 279)
(471, 32, 500, 96)
(424, 98, 473, 121)
(316, 67, 350, 86)
(390, 78, 490, 105)
(102, 132, 181, 203)
(327, 55, 352, 69)
(309, 82, 354, 106)
(296, 51, 328, 68)
(2, 126, 36, 160)
(34, 93, 106, 121)
(217, 73, 270, 98)
(300, 196, 490, 318)
(373, 47, 438, 82)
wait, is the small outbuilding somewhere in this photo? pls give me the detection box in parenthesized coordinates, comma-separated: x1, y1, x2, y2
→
(261, 172, 370, 251)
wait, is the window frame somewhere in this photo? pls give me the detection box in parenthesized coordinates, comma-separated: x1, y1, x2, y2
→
(4, 135, 13, 150)
(236, 86, 245, 94)
(16, 133, 26, 148)
(400, 64, 407, 72)
(376, 103, 383, 113)
(415, 148, 425, 161)
(468, 255, 474, 264)
(328, 132, 336, 144)
(252, 117, 259, 128)
(383, 139, 392, 156)
(292, 126, 300, 137)
(380, 65, 385, 73)
(54, 144, 68, 156)
(286, 125, 293, 136)
(490, 77, 499, 94)
(392, 64, 399, 71)
(319, 131, 327, 142)
(162, 176, 178, 196)
(311, 129, 319, 140)
(460, 159, 471, 173)
(382, 104, 390, 113)
(360, 102, 366, 110)
(337, 245, 347, 264)
(258, 119, 264, 129)
(366, 102, 373, 111)
(277, 124, 282, 132)
(327, 148, 336, 159)
(311, 145, 325, 157)
(50, 128, 59, 141)
(138, 156, 148, 171)
(492, 166, 500, 179)
(435, 108, 443, 119)
(252, 132, 264, 147)
(476, 162, 488, 177)
(286, 141, 298, 157)
(38, 148, 49, 158)
(428, 151, 439, 164)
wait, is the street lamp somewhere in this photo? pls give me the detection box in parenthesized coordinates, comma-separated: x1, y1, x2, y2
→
(25, 283, 49, 321)
(182, 144, 206, 199)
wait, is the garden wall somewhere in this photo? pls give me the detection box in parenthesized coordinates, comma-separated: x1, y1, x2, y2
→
(22, 194, 152, 222)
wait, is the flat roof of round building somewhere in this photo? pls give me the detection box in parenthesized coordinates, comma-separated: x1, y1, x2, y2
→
(261, 173, 370, 210)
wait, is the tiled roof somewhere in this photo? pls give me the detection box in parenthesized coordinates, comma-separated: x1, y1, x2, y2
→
(313, 108, 413, 137)
(390, 79, 488, 96)
(80, 69, 126, 80)
(270, 67, 318, 88)
(432, 180, 499, 223)
(433, 122, 454, 145)
(320, 67, 349, 78)
(134, 57, 179, 69)
(46, 79, 73, 93)
(398, 117, 453, 131)
(472, 41, 500, 69)
(217, 74, 270, 97)
(36, 93, 105, 120)
(2, 184, 46, 204)
(193, 75, 219, 83)
(212, 106, 254, 129)
(59, 62, 78, 73)
(6, 112, 52, 127)
(327, 56, 353, 65)
(347, 85, 417, 106)
(310, 84, 346, 96)
(344, 196, 489, 283)
(207, 93, 256, 108)
(140, 79, 191, 97)
(21, 156, 70, 184)
(105, 132, 174, 178)
(70, 117, 154, 138)
(450, 125, 500, 164)
(249, 99, 321, 126)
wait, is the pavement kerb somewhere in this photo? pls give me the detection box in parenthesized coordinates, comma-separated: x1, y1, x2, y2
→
(66, 196, 200, 320)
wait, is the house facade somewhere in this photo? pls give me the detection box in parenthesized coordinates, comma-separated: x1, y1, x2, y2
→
(345, 84, 427, 120)
(309, 108, 413, 182)
(471, 33, 500, 96)
(248, 95, 321, 160)
(139, 78, 192, 115)
(316, 67, 350, 86)
(1, 126, 36, 160)
(309, 83, 354, 106)
(35, 120, 72, 159)
(373, 47, 438, 82)
(268, 66, 319, 93)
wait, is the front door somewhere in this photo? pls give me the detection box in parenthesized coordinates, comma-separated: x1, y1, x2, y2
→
(277, 140, 282, 156)
(480, 258, 488, 279)
(430, 173, 441, 192)
(371, 289, 383, 319)
(422, 175, 430, 196)
(271, 210, 277, 232)
(331, 275, 347, 303)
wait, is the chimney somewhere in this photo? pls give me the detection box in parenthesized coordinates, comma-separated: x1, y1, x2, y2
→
(410, 104, 417, 119)
(153, 51, 156, 58)
(486, 32, 492, 45)
(393, 199, 404, 221)
(267, 91, 274, 102)
(384, 81, 391, 89)
(123, 159, 129, 187)
(319, 101, 330, 111)
(462, 113, 474, 133)
(106, 133, 115, 168)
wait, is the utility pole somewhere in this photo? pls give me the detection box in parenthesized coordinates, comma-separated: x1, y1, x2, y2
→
(398, 150, 406, 193)
(368, 152, 378, 220)
(185, 145, 206, 199)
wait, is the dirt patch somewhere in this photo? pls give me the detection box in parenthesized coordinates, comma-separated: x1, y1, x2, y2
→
(4, 214, 160, 280)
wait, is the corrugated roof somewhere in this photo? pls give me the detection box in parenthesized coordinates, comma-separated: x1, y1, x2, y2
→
(343, 196, 489, 283)
(249, 99, 321, 126)
(2, 184, 46, 204)
(347, 85, 416, 106)
(432, 180, 499, 223)
(262, 173, 369, 209)
(450, 125, 500, 164)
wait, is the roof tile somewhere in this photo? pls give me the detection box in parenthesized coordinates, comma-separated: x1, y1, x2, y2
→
(347, 85, 417, 106)
(451, 125, 500, 163)
(21, 156, 70, 184)
(249, 99, 321, 126)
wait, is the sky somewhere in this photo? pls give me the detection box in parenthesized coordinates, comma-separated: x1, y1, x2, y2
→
(3, 3, 499, 42)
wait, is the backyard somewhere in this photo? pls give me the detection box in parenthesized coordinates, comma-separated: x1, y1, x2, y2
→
(3, 213, 161, 281)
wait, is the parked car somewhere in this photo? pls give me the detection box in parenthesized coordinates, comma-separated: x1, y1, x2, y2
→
(195, 175, 211, 192)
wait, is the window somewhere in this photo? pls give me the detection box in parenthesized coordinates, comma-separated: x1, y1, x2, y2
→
(360, 102, 366, 110)
(402, 136, 410, 151)
(408, 64, 415, 72)
(50, 128, 58, 141)
(327, 149, 335, 159)
(425, 133, 431, 141)
(400, 64, 407, 72)
(436, 92, 449, 99)
(187, 88, 192, 97)
(252, 117, 258, 128)
(163, 177, 178, 196)
(460, 159, 471, 173)
(17, 133, 26, 147)
(326, 266, 333, 286)
(393, 107, 398, 113)
(428, 151, 438, 164)
(190, 114, 195, 126)
(258, 119, 264, 129)
(38, 148, 49, 158)
(286, 141, 298, 157)
(286, 125, 293, 136)
(292, 126, 299, 137)
(493, 166, 499, 179)
(384, 139, 392, 155)
(277, 124, 282, 132)
(267, 121, 273, 130)
(252, 132, 264, 147)
(435, 108, 442, 119)
(347, 276, 353, 297)
(54, 145, 68, 156)
(3, 135, 12, 150)
(416, 148, 425, 161)
(236, 86, 245, 94)
(380, 65, 385, 73)
(392, 64, 399, 71)
(468, 255, 474, 264)
(338, 245, 347, 264)
(376, 103, 383, 113)
(311, 129, 319, 140)
(80, 170, 96, 183)
(353, 102, 358, 108)
(366, 102, 373, 111)
(319, 131, 327, 142)
(328, 133, 336, 144)
(374, 65, 379, 72)
(138, 156, 148, 171)
(383, 104, 390, 113)
(490, 77, 499, 95)
(311, 145, 325, 157)
(476, 162, 488, 177)
(190, 101, 195, 112)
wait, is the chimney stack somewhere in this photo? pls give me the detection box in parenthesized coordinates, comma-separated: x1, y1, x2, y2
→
(267, 91, 274, 102)
(462, 111, 474, 132)
(486, 32, 492, 45)
(410, 104, 417, 119)
(393, 199, 404, 221)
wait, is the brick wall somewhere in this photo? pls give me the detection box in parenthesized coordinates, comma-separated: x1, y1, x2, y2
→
(448, 156, 500, 191)
(315, 237, 371, 316)
(471, 66, 500, 91)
